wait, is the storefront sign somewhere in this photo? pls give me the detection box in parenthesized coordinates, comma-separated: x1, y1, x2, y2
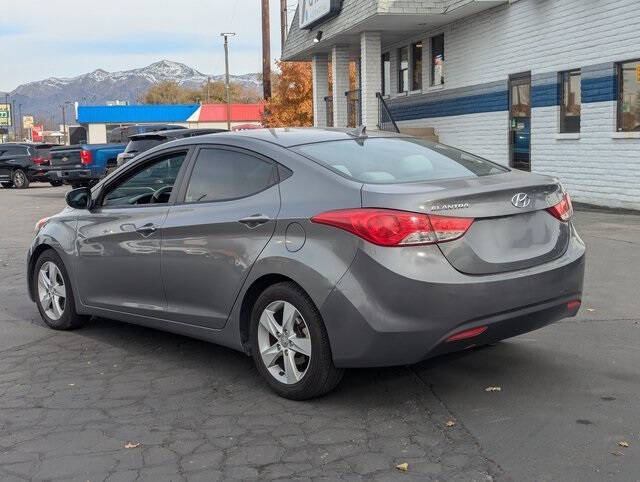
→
(23, 115, 34, 129)
(0, 104, 11, 127)
(299, 0, 341, 29)
(32, 124, 43, 142)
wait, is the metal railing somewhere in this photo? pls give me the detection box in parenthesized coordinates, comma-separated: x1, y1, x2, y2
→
(345, 89, 362, 128)
(323, 96, 333, 127)
(376, 92, 399, 133)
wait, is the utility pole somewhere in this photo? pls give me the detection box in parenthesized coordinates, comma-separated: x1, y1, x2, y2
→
(280, 0, 287, 50)
(207, 76, 211, 103)
(11, 100, 16, 140)
(18, 103, 23, 141)
(220, 32, 236, 131)
(60, 104, 67, 145)
(261, 0, 272, 99)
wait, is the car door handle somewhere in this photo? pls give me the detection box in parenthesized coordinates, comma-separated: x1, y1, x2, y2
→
(135, 223, 157, 236)
(238, 214, 271, 228)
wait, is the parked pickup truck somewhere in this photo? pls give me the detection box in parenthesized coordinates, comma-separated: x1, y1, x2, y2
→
(47, 143, 126, 187)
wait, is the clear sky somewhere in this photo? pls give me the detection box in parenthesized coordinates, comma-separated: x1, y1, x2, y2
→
(1, 0, 297, 92)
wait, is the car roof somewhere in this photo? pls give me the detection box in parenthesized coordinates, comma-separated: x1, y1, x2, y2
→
(128, 128, 226, 141)
(172, 127, 409, 148)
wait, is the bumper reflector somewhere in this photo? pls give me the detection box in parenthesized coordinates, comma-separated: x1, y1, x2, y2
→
(566, 300, 581, 310)
(446, 325, 488, 342)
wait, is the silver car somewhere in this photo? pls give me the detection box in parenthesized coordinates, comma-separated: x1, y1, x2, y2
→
(28, 128, 585, 399)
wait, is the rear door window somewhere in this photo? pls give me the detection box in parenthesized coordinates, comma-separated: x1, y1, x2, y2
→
(294, 137, 507, 184)
(184, 148, 277, 203)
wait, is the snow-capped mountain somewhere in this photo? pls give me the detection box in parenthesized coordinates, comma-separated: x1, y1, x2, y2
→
(3, 60, 262, 127)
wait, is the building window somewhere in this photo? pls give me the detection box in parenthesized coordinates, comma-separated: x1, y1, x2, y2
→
(430, 34, 444, 86)
(398, 47, 408, 93)
(617, 59, 640, 131)
(381, 52, 390, 96)
(560, 70, 581, 133)
(411, 42, 422, 91)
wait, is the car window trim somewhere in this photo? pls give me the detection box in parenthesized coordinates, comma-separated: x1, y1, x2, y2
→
(96, 146, 194, 210)
(174, 144, 281, 206)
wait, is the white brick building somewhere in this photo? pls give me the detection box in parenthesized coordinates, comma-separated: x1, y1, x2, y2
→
(283, 0, 640, 210)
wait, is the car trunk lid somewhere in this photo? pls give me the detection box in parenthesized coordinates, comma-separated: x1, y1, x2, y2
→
(49, 147, 82, 168)
(361, 171, 570, 274)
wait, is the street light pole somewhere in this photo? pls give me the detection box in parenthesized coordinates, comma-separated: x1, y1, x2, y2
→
(220, 32, 236, 131)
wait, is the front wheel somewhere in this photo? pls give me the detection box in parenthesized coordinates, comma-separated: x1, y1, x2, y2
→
(12, 169, 29, 189)
(250, 282, 343, 400)
(49, 180, 63, 187)
(34, 250, 89, 330)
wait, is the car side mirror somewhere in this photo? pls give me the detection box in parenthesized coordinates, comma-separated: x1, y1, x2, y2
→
(66, 187, 92, 210)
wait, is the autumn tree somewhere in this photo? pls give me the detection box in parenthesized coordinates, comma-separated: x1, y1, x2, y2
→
(262, 60, 313, 127)
(140, 81, 199, 104)
(262, 60, 358, 127)
(141, 80, 260, 105)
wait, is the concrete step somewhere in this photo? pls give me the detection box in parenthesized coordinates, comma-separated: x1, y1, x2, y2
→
(398, 127, 439, 143)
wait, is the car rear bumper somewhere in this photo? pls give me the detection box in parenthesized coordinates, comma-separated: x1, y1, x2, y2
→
(48, 168, 96, 183)
(320, 225, 586, 368)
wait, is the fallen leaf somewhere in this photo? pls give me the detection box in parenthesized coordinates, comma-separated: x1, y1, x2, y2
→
(446, 420, 456, 427)
(124, 442, 140, 449)
(586, 308, 595, 312)
(611, 451, 625, 456)
(68, 383, 75, 387)
(396, 462, 409, 471)
(485, 386, 502, 392)
(618, 441, 630, 448)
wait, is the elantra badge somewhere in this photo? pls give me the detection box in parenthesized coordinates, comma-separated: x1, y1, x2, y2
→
(511, 192, 531, 208)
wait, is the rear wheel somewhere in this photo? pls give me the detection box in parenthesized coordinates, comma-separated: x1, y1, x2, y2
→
(250, 282, 343, 400)
(49, 180, 63, 187)
(34, 250, 89, 330)
(12, 169, 29, 189)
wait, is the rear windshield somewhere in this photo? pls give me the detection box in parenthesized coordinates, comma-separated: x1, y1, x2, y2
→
(294, 137, 508, 183)
(124, 138, 164, 154)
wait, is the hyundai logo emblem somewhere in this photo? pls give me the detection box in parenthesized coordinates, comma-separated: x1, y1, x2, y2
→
(511, 192, 531, 208)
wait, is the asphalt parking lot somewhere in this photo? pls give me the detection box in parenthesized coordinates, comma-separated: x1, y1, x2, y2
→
(1, 184, 639, 481)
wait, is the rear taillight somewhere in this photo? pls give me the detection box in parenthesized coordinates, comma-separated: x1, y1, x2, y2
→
(446, 326, 488, 342)
(32, 157, 45, 165)
(547, 192, 573, 221)
(311, 208, 474, 247)
(80, 150, 92, 165)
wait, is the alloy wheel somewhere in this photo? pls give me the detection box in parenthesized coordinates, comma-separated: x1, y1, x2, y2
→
(37, 261, 66, 320)
(13, 170, 26, 188)
(257, 300, 312, 384)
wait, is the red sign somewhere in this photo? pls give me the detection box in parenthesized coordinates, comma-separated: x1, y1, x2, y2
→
(32, 124, 43, 142)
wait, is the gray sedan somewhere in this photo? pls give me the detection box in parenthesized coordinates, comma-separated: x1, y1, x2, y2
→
(27, 128, 585, 399)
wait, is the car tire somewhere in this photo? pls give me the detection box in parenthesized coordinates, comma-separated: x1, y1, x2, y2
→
(49, 180, 63, 187)
(12, 169, 29, 189)
(0, 182, 12, 189)
(33, 249, 89, 330)
(250, 282, 344, 400)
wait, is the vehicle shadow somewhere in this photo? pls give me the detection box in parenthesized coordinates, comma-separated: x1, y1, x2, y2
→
(68, 315, 568, 407)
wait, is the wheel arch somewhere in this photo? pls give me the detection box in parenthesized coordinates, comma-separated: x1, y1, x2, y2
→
(27, 243, 57, 301)
(238, 273, 303, 352)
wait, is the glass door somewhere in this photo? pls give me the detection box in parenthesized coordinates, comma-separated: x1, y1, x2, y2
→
(509, 72, 531, 171)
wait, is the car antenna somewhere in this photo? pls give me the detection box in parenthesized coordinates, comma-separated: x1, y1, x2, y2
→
(347, 125, 367, 139)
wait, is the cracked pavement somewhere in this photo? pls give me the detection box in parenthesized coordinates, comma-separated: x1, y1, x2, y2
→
(1, 185, 639, 481)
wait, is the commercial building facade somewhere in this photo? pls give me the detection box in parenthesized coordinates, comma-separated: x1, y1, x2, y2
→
(76, 103, 264, 144)
(284, 0, 640, 210)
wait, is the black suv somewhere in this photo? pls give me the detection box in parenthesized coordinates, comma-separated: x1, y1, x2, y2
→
(0, 143, 59, 189)
(116, 128, 226, 167)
